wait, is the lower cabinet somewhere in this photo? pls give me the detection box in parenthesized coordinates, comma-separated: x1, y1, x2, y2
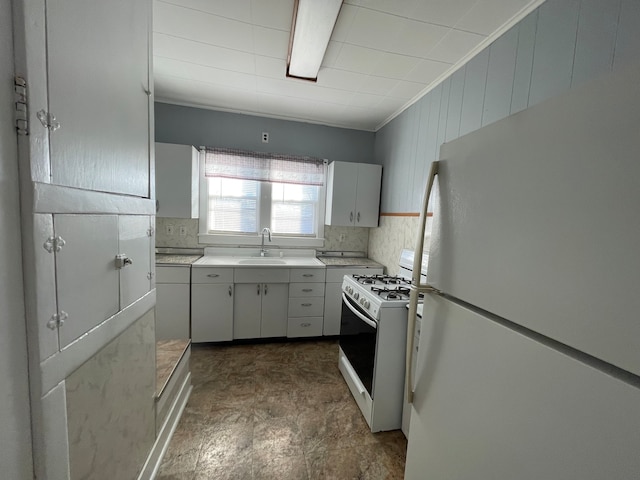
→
(288, 269, 326, 338)
(191, 268, 234, 342)
(234, 283, 288, 339)
(156, 266, 190, 340)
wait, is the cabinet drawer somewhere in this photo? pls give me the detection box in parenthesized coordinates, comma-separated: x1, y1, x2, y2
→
(289, 282, 325, 297)
(234, 268, 289, 283)
(288, 297, 324, 317)
(287, 316, 323, 338)
(289, 268, 326, 283)
(156, 266, 190, 284)
(191, 267, 234, 284)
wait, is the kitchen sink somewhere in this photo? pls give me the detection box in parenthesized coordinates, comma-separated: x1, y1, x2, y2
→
(238, 258, 287, 265)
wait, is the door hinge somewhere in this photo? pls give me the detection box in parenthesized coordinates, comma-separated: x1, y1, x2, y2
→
(14, 76, 28, 135)
(47, 310, 68, 330)
(146, 227, 155, 237)
(43, 235, 66, 253)
(147, 272, 154, 280)
(37, 109, 61, 132)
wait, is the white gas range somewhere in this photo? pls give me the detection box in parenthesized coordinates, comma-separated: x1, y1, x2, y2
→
(338, 250, 427, 432)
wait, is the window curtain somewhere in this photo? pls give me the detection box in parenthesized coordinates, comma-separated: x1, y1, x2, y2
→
(204, 147, 325, 186)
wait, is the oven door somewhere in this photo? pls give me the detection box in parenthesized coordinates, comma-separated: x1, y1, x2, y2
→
(339, 292, 378, 397)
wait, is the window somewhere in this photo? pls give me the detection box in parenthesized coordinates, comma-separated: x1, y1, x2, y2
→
(199, 148, 326, 246)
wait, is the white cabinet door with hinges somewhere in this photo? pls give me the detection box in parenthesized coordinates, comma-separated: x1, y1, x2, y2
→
(45, 0, 151, 197)
(325, 162, 382, 227)
(53, 214, 153, 349)
(191, 284, 234, 342)
(234, 283, 288, 339)
(118, 215, 152, 309)
(54, 215, 120, 348)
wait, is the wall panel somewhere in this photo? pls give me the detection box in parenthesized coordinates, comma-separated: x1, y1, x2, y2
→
(511, 11, 538, 114)
(528, 0, 580, 106)
(483, 28, 518, 126)
(460, 50, 490, 136)
(613, 0, 640, 71)
(572, 0, 619, 87)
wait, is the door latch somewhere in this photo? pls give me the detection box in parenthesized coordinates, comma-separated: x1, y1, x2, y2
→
(115, 254, 133, 269)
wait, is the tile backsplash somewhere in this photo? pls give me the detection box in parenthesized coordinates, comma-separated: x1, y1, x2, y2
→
(155, 217, 370, 254)
(368, 215, 428, 275)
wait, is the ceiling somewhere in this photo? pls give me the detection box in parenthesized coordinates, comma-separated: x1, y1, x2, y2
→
(153, 0, 541, 131)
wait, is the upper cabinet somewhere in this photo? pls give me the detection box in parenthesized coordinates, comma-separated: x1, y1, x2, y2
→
(155, 143, 199, 218)
(325, 162, 382, 227)
(42, 0, 152, 197)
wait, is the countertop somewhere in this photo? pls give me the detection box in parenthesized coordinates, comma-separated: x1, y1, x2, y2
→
(192, 256, 325, 268)
(155, 252, 380, 268)
(317, 257, 383, 267)
(155, 254, 202, 265)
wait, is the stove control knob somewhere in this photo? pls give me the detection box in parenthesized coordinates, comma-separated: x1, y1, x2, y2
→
(347, 286, 353, 294)
(354, 292, 359, 300)
(363, 300, 370, 309)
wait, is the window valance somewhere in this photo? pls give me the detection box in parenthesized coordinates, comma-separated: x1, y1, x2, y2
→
(203, 147, 325, 186)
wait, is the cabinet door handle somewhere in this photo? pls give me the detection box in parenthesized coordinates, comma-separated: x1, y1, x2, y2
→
(350, 211, 353, 222)
(301, 322, 311, 327)
(302, 274, 314, 278)
(264, 284, 268, 295)
(302, 288, 312, 292)
(357, 212, 360, 223)
(257, 284, 261, 295)
(207, 274, 219, 278)
(301, 303, 312, 307)
(228, 286, 233, 297)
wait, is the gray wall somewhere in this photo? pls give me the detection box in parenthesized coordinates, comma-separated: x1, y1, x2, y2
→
(155, 102, 375, 163)
(376, 0, 640, 213)
(0, 0, 34, 476)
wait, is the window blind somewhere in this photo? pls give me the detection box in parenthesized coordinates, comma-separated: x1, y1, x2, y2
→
(204, 147, 325, 186)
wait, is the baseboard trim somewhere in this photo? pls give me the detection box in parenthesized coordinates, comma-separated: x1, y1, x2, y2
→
(137, 371, 192, 480)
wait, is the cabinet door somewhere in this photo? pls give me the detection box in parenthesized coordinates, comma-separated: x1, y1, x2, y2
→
(323, 282, 343, 336)
(261, 283, 288, 338)
(54, 215, 119, 348)
(119, 215, 151, 308)
(325, 162, 358, 226)
(156, 284, 190, 340)
(155, 143, 199, 218)
(191, 284, 233, 342)
(46, 0, 150, 197)
(233, 284, 261, 339)
(354, 164, 382, 227)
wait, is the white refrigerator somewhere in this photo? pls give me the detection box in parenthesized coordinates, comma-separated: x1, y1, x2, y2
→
(404, 63, 640, 479)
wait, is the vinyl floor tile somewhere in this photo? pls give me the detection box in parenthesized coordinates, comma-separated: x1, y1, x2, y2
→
(156, 340, 407, 480)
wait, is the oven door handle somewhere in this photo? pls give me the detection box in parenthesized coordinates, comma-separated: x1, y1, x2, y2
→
(342, 293, 377, 329)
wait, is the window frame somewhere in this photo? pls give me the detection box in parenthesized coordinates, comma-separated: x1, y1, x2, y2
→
(198, 152, 326, 247)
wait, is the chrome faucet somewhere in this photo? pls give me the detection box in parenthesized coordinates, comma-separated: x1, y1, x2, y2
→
(260, 227, 272, 256)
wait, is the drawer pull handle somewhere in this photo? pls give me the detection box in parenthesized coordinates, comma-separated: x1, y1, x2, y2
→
(302, 274, 314, 277)
(301, 303, 312, 307)
(207, 274, 219, 278)
(257, 284, 261, 295)
(228, 286, 233, 297)
(301, 323, 311, 327)
(302, 288, 313, 292)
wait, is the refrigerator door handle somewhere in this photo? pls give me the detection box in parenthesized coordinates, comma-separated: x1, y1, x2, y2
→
(406, 160, 439, 404)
